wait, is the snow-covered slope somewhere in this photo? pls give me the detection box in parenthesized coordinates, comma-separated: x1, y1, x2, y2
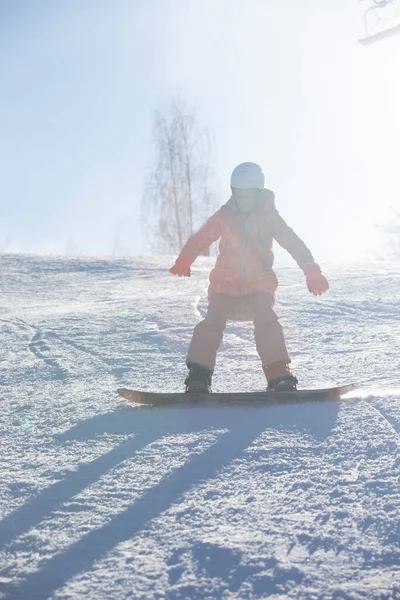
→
(0, 254, 399, 599)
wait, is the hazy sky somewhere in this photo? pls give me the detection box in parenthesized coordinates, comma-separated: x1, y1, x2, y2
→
(1, 0, 399, 262)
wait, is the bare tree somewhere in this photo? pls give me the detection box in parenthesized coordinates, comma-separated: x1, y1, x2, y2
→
(385, 209, 400, 257)
(376, 208, 400, 258)
(0, 237, 11, 254)
(143, 99, 217, 255)
(65, 237, 83, 256)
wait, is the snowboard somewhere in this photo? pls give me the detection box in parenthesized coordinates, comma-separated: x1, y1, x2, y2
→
(116, 383, 357, 406)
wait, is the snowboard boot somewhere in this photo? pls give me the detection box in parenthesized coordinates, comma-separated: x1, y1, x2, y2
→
(185, 363, 213, 393)
(263, 361, 298, 392)
(267, 374, 298, 391)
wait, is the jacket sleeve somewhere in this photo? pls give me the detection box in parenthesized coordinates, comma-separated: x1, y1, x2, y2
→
(179, 212, 223, 262)
(272, 210, 315, 269)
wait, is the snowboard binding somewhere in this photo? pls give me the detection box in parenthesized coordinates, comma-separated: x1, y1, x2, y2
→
(185, 363, 213, 393)
(267, 374, 298, 392)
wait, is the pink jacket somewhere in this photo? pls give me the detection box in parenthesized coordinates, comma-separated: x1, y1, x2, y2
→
(179, 190, 315, 301)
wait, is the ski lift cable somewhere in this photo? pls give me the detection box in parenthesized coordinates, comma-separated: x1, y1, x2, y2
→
(358, 0, 395, 5)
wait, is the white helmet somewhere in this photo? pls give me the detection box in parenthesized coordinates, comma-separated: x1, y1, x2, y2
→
(230, 162, 265, 190)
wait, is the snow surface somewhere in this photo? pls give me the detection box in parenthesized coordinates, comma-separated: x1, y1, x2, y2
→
(0, 253, 399, 600)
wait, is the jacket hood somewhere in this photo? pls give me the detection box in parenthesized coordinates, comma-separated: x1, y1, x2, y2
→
(222, 188, 276, 214)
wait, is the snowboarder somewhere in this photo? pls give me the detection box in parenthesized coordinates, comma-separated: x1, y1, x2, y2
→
(169, 162, 329, 393)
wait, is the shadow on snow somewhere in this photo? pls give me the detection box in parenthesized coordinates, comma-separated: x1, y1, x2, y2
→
(1, 399, 340, 599)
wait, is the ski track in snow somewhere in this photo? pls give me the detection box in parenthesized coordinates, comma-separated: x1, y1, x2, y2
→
(0, 254, 399, 600)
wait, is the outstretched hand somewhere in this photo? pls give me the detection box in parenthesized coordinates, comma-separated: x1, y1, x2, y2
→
(169, 256, 192, 277)
(303, 263, 329, 296)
